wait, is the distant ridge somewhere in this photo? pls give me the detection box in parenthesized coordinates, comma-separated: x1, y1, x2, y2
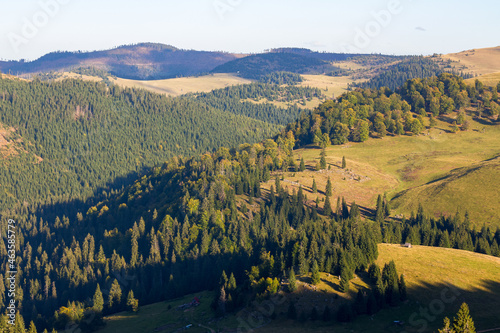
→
(0, 43, 244, 80)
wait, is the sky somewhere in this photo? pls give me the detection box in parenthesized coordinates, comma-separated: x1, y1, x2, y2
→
(0, 0, 499, 61)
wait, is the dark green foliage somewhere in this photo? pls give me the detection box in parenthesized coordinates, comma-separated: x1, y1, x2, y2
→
(312, 178, 317, 193)
(319, 149, 327, 170)
(277, 74, 487, 151)
(399, 274, 407, 301)
(211, 52, 340, 80)
(337, 303, 355, 322)
(195, 82, 320, 125)
(341, 156, 346, 169)
(126, 290, 139, 312)
(259, 71, 303, 85)
(0, 78, 280, 212)
(453, 303, 476, 333)
(311, 260, 320, 285)
(355, 56, 472, 90)
(288, 268, 297, 293)
(299, 157, 306, 171)
(339, 267, 350, 293)
(325, 177, 333, 197)
(93, 284, 104, 313)
(323, 197, 333, 217)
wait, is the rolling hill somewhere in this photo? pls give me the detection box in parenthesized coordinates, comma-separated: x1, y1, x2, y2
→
(0, 43, 244, 80)
(95, 244, 500, 333)
(211, 52, 342, 79)
(391, 156, 500, 226)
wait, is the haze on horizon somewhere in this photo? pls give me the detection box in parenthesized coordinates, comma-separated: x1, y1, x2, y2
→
(0, 0, 498, 61)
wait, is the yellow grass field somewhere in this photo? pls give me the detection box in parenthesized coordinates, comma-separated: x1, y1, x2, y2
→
(111, 73, 252, 96)
(441, 46, 500, 76)
(465, 71, 500, 87)
(262, 114, 500, 226)
(300, 74, 365, 99)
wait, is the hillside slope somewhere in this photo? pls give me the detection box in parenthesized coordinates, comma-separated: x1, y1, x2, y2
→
(391, 157, 500, 225)
(0, 43, 244, 80)
(440, 46, 500, 76)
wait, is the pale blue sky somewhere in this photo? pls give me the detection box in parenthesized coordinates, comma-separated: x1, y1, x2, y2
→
(0, 0, 498, 60)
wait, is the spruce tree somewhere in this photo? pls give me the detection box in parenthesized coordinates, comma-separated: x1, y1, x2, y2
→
(93, 284, 104, 313)
(28, 321, 37, 333)
(342, 156, 346, 169)
(339, 267, 350, 293)
(312, 178, 317, 193)
(325, 177, 332, 197)
(311, 260, 320, 285)
(453, 302, 476, 333)
(438, 317, 456, 333)
(288, 268, 297, 292)
(126, 290, 139, 312)
(320, 149, 327, 170)
(399, 274, 407, 301)
(323, 197, 333, 217)
(299, 157, 306, 171)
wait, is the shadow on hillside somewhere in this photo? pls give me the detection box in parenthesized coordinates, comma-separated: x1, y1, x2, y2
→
(391, 279, 500, 332)
(21, 168, 146, 225)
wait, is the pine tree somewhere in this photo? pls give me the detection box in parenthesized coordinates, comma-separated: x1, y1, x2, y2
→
(299, 157, 306, 171)
(298, 246, 308, 275)
(108, 279, 122, 309)
(399, 274, 407, 301)
(438, 317, 456, 333)
(28, 321, 37, 333)
(93, 284, 104, 313)
(227, 273, 237, 291)
(288, 268, 297, 292)
(341, 156, 346, 169)
(453, 302, 476, 333)
(217, 286, 227, 317)
(339, 267, 350, 293)
(325, 177, 332, 197)
(312, 178, 317, 193)
(311, 260, 320, 285)
(320, 149, 327, 170)
(323, 197, 333, 217)
(126, 290, 139, 312)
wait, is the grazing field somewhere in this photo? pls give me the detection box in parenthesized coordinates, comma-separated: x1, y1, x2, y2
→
(111, 73, 252, 96)
(440, 46, 500, 76)
(264, 114, 500, 226)
(391, 157, 500, 226)
(299, 74, 365, 99)
(465, 71, 500, 87)
(255, 245, 500, 333)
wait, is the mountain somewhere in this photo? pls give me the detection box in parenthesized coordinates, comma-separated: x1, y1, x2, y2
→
(0, 43, 244, 80)
(211, 52, 343, 79)
(0, 76, 321, 213)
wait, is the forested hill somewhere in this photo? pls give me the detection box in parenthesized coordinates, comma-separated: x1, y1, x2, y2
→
(0, 43, 241, 80)
(210, 52, 342, 79)
(1, 74, 499, 332)
(280, 73, 499, 148)
(0, 77, 318, 213)
(353, 56, 474, 90)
